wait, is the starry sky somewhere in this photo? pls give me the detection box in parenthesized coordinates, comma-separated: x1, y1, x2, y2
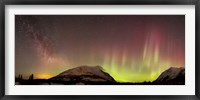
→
(15, 15, 185, 82)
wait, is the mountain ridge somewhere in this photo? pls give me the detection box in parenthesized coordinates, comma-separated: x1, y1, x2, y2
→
(153, 67, 185, 85)
(49, 65, 116, 85)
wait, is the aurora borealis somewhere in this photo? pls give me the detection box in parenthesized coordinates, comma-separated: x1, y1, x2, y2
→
(15, 15, 185, 82)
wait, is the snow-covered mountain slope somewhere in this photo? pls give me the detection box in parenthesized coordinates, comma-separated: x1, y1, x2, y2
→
(49, 65, 116, 84)
(154, 67, 185, 84)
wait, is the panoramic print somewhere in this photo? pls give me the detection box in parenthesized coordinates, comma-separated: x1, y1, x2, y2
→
(15, 15, 185, 85)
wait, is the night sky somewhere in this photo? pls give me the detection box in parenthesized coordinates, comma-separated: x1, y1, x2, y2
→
(15, 15, 185, 82)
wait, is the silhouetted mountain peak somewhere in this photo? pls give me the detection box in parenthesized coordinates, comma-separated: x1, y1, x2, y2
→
(154, 67, 185, 84)
(49, 65, 116, 84)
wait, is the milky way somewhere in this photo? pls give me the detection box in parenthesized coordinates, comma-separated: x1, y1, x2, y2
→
(15, 15, 185, 82)
(16, 16, 55, 62)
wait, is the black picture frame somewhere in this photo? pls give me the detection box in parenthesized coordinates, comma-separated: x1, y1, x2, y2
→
(0, 0, 199, 100)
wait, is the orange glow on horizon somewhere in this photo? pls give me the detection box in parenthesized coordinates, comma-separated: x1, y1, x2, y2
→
(36, 74, 52, 79)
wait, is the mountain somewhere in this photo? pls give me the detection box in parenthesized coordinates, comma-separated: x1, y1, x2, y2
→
(49, 65, 116, 85)
(153, 67, 185, 85)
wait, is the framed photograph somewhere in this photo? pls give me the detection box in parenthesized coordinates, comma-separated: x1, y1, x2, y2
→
(1, 0, 199, 99)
